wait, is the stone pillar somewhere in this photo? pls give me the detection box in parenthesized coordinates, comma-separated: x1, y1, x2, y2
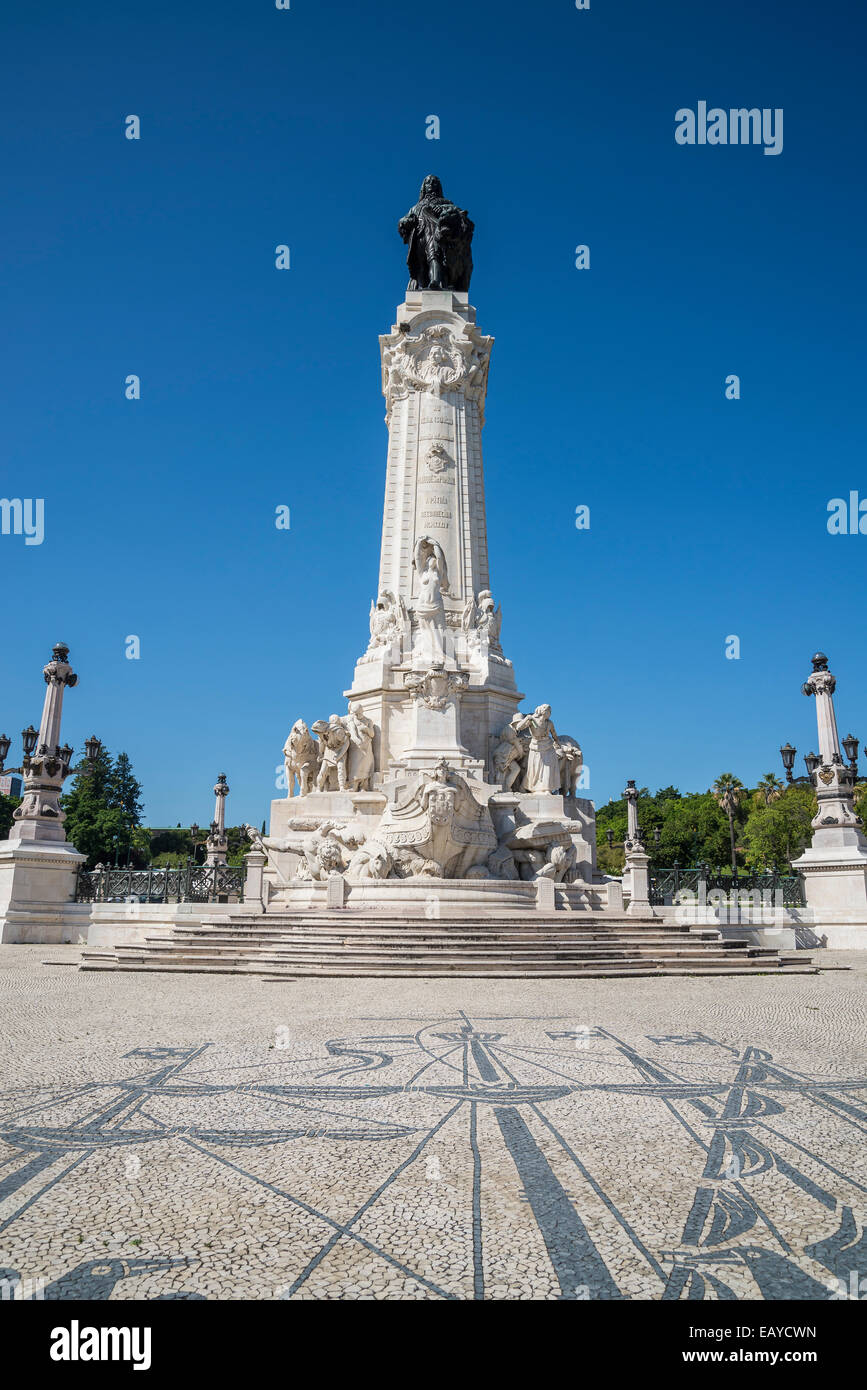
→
(243, 848, 266, 914)
(205, 774, 229, 866)
(623, 779, 654, 920)
(792, 653, 867, 946)
(0, 643, 86, 944)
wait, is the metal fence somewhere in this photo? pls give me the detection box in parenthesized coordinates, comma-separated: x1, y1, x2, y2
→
(649, 865, 805, 908)
(75, 863, 246, 904)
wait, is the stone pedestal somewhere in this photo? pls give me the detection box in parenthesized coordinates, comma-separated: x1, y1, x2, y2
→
(0, 835, 86, 943)
(624, 848, 654, 919)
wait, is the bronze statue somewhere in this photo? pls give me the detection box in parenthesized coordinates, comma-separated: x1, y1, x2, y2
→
(398, 176, 474, 292)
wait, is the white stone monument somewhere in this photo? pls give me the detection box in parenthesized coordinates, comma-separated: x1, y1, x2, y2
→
(792, 653, 867, 947)
(264, 178, 602, 910)
(0, 644, 90, 943)
(204, 774, 229, 866)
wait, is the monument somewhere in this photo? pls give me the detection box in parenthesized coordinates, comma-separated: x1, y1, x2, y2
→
(0, 645, 93, 942)
(792, 652, 867, 946)
(261, 179, 600, 911)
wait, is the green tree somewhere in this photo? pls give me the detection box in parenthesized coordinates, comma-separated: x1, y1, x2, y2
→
(62, 745, 147, 867)
(712, 773, 745, 872)
(741, 786, 816, 871)
(755, 773, 785, 807)
(0, 793, 21, 840)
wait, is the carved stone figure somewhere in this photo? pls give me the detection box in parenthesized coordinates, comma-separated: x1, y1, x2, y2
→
(313, 715, 352, 792)
(366, 591, 407, 655)
(516, 705, 562, 794)
(294, 819, 364, 881)
(283, 719, 319, 797)
(413, 552, 447, 661)
(398, 175, 474, 292)
(557, 735, 583, 798)
(462, 590, 502, 654)
(243, 824, 268, 855)
(413, 535, 449, 595)
(346, 838, 393, 881)
(345, 703, 376, 790)
(492, 714, 526, 791)
(376, 759, 497, 878)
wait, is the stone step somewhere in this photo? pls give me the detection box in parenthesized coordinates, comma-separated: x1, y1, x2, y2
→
(97, 947, 796, 970)
(124, 942, 770, 963)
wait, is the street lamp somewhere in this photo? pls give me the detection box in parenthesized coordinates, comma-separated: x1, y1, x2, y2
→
(804, 751, 821, 776)
(779, 743, 796, 783)
(842, 733, 860, 776)
(0, 734, 11, 768)
(84, 734, 102, 767)
(605, 828, 614, 849)
(189, 822, 200, 864)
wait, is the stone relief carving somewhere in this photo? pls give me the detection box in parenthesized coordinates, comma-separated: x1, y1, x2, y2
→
(403, 665, 468, 710)
(421, 441, 453, 480)
(375, 760, 497, 879)
(382, 323, 492, 421)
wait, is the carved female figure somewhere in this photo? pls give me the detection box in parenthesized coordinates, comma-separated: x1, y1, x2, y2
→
(516, 704, 562, 795)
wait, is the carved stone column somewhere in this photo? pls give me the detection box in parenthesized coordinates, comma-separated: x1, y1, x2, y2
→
(792, 653, 867, 944)
(1, 643, 86, 944)
(623, 780, 654, 920)
(205, 774, 229, 866)
(11, 643, 78, 844)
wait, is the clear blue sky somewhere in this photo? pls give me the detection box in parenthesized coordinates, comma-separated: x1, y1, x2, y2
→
(2, 0, 865, 826)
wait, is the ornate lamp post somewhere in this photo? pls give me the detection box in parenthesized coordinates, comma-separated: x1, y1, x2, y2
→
(189, 822, 201, 865)
(779, 742, 822, 786)
(205, 775, 230, 866)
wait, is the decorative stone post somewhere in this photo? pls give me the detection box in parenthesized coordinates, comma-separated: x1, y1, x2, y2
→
(12, 643, 78, 843)
(792, 653, 867, 945)
(205, 774, 229, 866)
(0, 643, 88, 943)
(623, 780, 654, 919)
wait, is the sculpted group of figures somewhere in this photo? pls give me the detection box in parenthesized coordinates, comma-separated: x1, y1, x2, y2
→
(273, 759, 582, 886)
(492, 705, 583, 797)
(283, 706, 375, 795)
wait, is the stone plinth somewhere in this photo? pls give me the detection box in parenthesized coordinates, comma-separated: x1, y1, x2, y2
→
(0, 835, 87, 944)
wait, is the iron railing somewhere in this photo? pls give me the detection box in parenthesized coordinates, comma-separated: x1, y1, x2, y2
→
(75, 863, 246, 904)
(649, 865, 805, 908)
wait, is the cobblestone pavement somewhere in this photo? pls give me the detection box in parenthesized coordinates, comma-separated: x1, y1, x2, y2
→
(1, 945, 866, 1301)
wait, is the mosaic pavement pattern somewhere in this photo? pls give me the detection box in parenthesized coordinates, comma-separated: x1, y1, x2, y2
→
(1, 947, 866, 1300)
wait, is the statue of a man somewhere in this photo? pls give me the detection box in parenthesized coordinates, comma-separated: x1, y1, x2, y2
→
(313, 715, 352, 792)
(398, 176, 474, 292)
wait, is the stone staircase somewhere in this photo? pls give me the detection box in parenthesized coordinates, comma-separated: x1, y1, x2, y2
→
(79, 912, 815, 978)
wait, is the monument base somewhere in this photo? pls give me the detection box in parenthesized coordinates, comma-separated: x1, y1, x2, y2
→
(0, 835, 87, 944)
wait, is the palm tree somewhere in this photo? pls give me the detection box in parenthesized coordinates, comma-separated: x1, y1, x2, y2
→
(712, 773, 744, 873)
(756, 773, 785, 807)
